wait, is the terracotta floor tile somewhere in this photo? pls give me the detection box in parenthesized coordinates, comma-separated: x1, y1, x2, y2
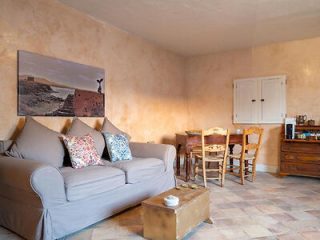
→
(219, 226, 250, 240)
(1, 173, 320, 240)
(268, 213, 297, 222)
(287, 211, 319, 221)
(305, 210, 320, 218)
(241, 225, 273, 238)
(266, 223, 291, 235)
(276, 233, 304, 240)
(300, 230, 320, 240)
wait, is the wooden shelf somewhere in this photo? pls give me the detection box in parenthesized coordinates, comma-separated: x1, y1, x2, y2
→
(283, 139, 320, 143)
(295, 125, 320, 131)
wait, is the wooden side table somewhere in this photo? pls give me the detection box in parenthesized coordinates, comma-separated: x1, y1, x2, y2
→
(142, 187, 212, 240)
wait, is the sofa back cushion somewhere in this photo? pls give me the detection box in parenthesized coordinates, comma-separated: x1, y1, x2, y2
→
(6, 117, 65, 167)
(67, 118, 105, 157)
(101, 117, 131, 140)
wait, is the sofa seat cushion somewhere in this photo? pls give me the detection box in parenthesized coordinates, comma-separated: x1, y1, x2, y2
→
(60, 166, 125, 201)
(104, 157, 165, 184)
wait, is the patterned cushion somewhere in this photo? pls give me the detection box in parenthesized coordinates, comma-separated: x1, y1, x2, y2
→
(102, 132, 132, 162)
(67, 118, 105, 157)
(62, 134, 104, 169)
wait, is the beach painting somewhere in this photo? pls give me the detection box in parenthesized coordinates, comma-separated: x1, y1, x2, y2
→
(18, 50, 105, 117)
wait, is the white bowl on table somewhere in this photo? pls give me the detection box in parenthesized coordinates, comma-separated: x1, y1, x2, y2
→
(164, 195, 179, 207)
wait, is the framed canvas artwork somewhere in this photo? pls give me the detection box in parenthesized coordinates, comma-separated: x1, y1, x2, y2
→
(18, 50, 105, 117)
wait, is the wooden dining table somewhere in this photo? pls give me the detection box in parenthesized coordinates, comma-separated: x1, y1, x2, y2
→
(175, 132, 244, 181)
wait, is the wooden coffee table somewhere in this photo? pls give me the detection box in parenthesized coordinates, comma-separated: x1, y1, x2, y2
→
(142, 186, 212, 240)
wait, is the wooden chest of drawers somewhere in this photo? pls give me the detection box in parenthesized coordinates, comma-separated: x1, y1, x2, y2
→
(280, 125, 320, 178)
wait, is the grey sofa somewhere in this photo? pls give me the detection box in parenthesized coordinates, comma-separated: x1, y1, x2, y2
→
(0, 140, 176, 240)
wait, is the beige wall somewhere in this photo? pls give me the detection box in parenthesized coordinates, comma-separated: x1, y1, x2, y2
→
(0, 0, 188, 144)
(185, 37, 320, 170)
(1, 0, 320, 171)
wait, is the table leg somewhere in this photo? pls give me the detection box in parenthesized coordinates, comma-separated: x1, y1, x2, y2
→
(229, 144, 234, 173)
(185, 152, 191, 182)
(176, 144, 181, 176)
(204, 217, 214, 224)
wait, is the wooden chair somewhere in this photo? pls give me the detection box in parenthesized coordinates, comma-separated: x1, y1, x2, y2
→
(226, 127, 263, 185)
(193, 127, 230, 187)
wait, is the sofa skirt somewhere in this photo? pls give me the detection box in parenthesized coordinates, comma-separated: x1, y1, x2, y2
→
(0, 170, 175, 240)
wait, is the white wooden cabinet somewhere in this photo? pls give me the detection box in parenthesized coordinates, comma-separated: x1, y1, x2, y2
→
(233, 75, 286, 124)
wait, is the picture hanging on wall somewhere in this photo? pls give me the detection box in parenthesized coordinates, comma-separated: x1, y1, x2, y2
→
(18, 50, 105, 117)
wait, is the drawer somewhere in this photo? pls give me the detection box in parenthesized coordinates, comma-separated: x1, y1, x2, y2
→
(281, 142, 320, 153)
(281, 152, 320, 164)
(280, 162, 320, 177)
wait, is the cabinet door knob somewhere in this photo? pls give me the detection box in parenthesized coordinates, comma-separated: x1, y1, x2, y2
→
(261, 99, 265, 102)
(251, 99, 256, 102)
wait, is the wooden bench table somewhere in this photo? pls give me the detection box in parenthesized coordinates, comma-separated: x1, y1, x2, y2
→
(142, 186, 212, 240)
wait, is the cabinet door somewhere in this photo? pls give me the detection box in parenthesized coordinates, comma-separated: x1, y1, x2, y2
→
(233, 79, 259, 123)
(260, 76, 286, 123)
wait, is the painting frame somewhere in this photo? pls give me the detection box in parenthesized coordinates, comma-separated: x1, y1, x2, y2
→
(17, 50, 105, 117)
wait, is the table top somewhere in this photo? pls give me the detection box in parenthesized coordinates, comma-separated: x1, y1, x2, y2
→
(142, 186, 208, 213)
(176, 132, 242, 136)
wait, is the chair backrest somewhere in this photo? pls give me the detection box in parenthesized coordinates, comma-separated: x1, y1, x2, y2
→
(200, 127, 230, 155)
(241, 127, 264, 158)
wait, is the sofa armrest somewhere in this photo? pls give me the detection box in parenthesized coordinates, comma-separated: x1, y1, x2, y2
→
(0, 156, 66, 208)
(0, 140, 13, 154)
(129, 142, 176, 171)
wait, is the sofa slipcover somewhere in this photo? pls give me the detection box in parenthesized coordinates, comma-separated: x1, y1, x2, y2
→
(105, 157, 165, 184)
(0, 140, 176, 240)
(60, 166, 126, 201)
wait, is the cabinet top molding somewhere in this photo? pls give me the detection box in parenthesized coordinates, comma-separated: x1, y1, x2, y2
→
(234, 75, 287, 82)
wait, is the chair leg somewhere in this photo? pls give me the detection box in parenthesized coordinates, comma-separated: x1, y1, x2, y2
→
(244, 160, 249, 178)
(252, 159, 257, 182)
(219, 163, 223, 187)
(221, 159, 227, 187)
(218, 163, 222, 183)
(240, 159, 244, 185)
(194, 157, 199, 180)
(202, 159, 207, 188)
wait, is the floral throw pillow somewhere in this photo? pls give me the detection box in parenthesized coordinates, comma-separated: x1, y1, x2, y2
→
(62, 134, 104, 169)
(102, 132, 132, 162)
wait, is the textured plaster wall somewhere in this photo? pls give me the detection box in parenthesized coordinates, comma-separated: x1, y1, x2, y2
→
(1, 0, 319, 171)
(186, 37, 320, 169)
(0, 0, 188, 144)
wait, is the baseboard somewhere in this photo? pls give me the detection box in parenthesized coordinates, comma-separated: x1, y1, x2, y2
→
(256, 164, 278, 173)
(225, 162, 279, 173)
(175, 159, 278, 173)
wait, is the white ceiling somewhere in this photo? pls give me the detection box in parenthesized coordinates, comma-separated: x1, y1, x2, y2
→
(59, 0, 320, 56)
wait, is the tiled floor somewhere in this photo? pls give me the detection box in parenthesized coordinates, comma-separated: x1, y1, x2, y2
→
(1, 173, 320, 239)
